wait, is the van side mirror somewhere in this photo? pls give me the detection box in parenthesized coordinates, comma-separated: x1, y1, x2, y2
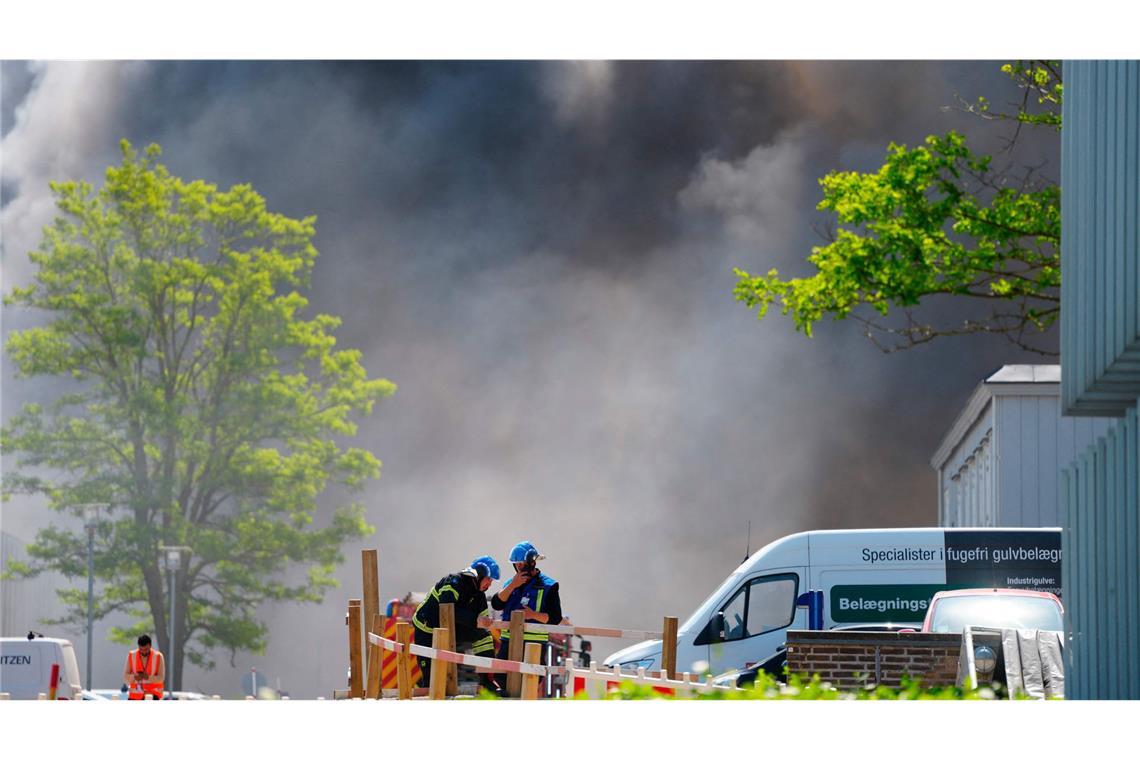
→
(713, 611, 726, 640)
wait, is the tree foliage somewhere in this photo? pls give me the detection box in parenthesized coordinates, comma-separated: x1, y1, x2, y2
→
(733, 61, 1063, 353)
(2, 142, 395, 686)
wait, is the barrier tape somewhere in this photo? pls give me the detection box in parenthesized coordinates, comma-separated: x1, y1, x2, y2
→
(372, 633, 406, 654)
(368, 632, 562, 678)
(485, 620, 661, 640)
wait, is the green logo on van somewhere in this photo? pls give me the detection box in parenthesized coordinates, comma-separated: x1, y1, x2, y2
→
(830, 584, 946, 623)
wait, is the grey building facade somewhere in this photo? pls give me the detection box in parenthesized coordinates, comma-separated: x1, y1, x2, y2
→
(0, 530, 66, 637)
(1059, 59, 1140, 700)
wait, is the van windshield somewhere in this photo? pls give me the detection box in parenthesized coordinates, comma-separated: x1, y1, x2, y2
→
(679, 571, 745, 634)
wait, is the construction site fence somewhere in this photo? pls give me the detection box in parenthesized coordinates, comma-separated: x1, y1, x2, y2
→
(366, 629, 743, 699)
(345, 548, 699, 699)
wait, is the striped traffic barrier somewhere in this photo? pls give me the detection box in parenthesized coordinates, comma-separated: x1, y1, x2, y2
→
(368, 632, 563, 679)
(379, 616, 421, 689)
(563, 661, 738, 699)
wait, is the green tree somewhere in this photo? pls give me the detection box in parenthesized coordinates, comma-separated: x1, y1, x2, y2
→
(734, 61, 1063, 354)
(2, 142, 395, 688)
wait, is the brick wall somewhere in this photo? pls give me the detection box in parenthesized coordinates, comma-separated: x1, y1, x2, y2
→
(785, 631, 962, 690)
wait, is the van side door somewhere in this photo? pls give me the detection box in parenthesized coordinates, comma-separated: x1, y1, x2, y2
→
(696, 569, 804, 676)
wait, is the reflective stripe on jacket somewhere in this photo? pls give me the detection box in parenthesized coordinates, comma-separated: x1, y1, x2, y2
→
(412, 571, 494, 654)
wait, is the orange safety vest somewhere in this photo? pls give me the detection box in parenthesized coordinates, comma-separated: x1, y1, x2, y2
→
(127, 648, 165, 700)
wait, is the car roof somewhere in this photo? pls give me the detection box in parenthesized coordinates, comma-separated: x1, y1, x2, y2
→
(931, 588, 1061, 601)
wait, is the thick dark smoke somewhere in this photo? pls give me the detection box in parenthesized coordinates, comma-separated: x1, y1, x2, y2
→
(1, 61, 1058, 694)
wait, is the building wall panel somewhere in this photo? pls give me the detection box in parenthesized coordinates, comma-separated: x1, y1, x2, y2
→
(1062, 60, 1140, 415)
(0, 532, 67, 638)
(1039, 396, 1059, 525)
(1061, 407, 1140, 699)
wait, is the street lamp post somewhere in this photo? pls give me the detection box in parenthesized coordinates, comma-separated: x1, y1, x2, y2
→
(160, 544, 191, 692)
(79, 503, 109, 690)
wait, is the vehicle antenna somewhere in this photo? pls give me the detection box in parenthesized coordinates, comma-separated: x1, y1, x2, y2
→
(744, 520, 751, 562)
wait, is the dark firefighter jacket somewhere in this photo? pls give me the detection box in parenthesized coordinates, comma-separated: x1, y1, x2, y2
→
(412, 570, 495, 655)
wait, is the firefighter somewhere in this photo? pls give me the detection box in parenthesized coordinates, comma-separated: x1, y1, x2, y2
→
(412, 555, 500, 694)
(491, 541, 563, 670)
(122, 634, 165, 700)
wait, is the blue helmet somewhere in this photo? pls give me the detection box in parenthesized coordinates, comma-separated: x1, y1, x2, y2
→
(509, 541, 543, 564)
(471, 555, 500, 581)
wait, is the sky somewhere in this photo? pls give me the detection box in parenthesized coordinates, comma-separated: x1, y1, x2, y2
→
(0, 60, 1061, 696)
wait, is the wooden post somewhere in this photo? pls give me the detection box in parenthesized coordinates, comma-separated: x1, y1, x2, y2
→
(396, 622, 414, 700)
(439, 602, 458, 696)
(365, 613, 385, 699)
(506, 609, 525, 697)
(347, 599, 364, 698)
(362, 550, 380, 685)
(661, 616, 679, 680)
(564, 649, 576, 699)
(521, 642, 542, 700)
(429, 628, 449, 700)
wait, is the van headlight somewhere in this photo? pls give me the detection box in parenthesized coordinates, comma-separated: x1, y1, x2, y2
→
(619, 658, 655, 672)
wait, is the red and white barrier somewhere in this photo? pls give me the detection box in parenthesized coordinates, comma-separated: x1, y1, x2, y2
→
(367, 632, 562, 678)
(563, 662, 741, 699)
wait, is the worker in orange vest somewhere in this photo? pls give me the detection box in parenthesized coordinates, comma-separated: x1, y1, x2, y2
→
(122, 634, 165, 700)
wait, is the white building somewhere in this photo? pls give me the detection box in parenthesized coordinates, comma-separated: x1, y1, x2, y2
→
(931, 365, 1114, 528)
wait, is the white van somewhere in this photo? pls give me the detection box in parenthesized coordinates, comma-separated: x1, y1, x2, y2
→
(0, 636, 84, 699)
(604, 528, 1062, 677)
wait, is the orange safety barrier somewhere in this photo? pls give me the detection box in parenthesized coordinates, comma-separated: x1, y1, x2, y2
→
(380, 613, 422, 689)
(571, 675, 676, 697)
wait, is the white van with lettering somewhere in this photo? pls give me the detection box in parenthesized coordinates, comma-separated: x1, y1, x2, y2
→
(0, 635, 83, 699)
(604, 528, 1062, 677)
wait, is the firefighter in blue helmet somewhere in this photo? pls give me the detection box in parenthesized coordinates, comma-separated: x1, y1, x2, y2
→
(412, 555, 501, 694)
(491, 541, 563, 676)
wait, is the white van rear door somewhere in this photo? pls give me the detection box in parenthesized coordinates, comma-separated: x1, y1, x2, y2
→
(60, 641, 83, 697)
(700, 568, 805, 676)
(0, 640, 50, 699)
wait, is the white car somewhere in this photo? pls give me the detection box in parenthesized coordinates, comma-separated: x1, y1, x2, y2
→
(79, 689, 112, 700)
(922, 588, 1064, 633)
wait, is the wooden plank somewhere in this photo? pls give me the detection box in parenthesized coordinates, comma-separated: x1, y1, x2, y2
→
(506, 610, 525, 697)
(347, 599, 364, 699)
(521, 643, 542, 700)
(429, 628, 449, 700)
(439, 602, 458, 696)
(396, 622, 414, 700)
(362, 549, 380, 681)
(365, 614, 385, 699)
(661, 616, 678, 680)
